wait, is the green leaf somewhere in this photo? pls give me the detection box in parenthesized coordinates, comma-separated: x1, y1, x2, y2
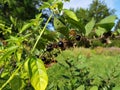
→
(57, 2, 63, 10)
(85, 18, 95, 36)
(64, 9, 79, 21)
(66, 18, 85, 34)
(0, 46, 18, 61)
(97, 15, 117, 30)
(10, 16, 17, 26)
(16, 49, 22, 62)
(19, 23, 33, 33)
(90, 86, 98, 90)
(10, 75, 22, 90)
(54, 17, 69, 37)
(98, 15, 116, 24)
(95, 27, 106, 36)
(113, 86, 120, 90)
(117, 29, 120, 34)
(39, 2, 50, 10)
(28, 57, 48, 90)
(76, 85, 85, 90)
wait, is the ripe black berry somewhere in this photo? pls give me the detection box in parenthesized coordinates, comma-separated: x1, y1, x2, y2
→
(58, 41, 64, 47)
(101, 38, 106, 43)
(75, 35, 81, 41)
(46, 46, 53, 52)
(41, 56, 46, 61)
(46, 44, 53, 52)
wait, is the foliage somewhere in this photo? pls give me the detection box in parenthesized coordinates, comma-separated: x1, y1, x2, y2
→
(0, 0, 120, 90)
(0, 6, 53, 90)
(47, 48, 120, 90)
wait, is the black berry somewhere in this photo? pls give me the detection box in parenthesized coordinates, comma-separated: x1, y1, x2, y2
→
(41, 56, 46, 61)
(46, 44, 53, 52)
(101, 38, 106, 43)
(58, 41, 64, 47)
(46, 46, 53, 52)
(75, 35, 81, 41)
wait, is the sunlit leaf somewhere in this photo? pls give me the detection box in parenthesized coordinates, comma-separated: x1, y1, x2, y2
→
(16, 49, 22, 62)
(64, 9, 79, 21)
(20, 23, 33, 33)
(76, 85, 85, 90)
(90, 86, 98, 90)
(28, 57, 48, 90)
(113, 86, 120, 90)
(0, 46, 18, 61)
(85, 18, 95, 36)
(117, 29, 120, 34)
(95, 27, 106, 36)
(97, 15, 117, 30)
(39, 2, 50, 10)
(98, 15, 117, 24)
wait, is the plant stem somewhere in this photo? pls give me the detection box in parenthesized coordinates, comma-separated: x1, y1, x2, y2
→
(31, 14, 53, 53)
(0, 64, 22, 90)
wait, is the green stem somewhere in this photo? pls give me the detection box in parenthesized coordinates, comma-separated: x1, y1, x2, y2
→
(31, 14, 53, 53)
(0, 64, 22, 90)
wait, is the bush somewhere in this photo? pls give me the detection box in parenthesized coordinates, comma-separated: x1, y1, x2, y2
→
(47, 48, 120, 90)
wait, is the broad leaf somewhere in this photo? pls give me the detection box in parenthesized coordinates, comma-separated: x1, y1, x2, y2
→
(90, 86, 98, 90)
(27, 57, 48, 90)
(85, 18, 95, 36)
(10, 75, 22, 90)
(97, 15, 117, 31)
(64, 9, 79, 21)
(66, 18, 85, 34)
(54, 17, 69, 37)
(76, 85, 85, 90)
(95, 27, 106, 36)
(98, 15, 116, 24)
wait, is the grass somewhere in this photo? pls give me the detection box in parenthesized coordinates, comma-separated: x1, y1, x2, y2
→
(46, 47, 120, 89)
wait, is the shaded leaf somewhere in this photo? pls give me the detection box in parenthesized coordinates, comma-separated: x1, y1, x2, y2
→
(10, 75, 22, 90)
(54, 17, 69, 37)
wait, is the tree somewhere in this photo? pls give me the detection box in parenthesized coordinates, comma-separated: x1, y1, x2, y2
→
(72, 0, 115, 25)
(88, 0, 115, 23)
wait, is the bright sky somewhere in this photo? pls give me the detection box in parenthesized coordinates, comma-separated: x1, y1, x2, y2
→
(63, 0, 120, 19)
